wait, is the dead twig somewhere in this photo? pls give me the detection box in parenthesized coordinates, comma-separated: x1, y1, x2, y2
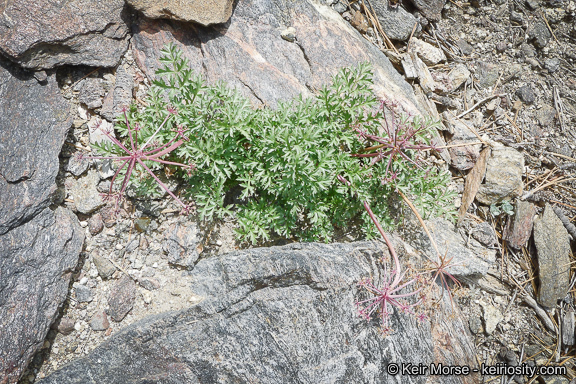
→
(521, 177, 576, 201)
(456, 94, 507, 119)
(406, 22, 419, 52)
(522, 293, 556, 332)
(553, 85, 566, 131)
(539, 10, 559, 45)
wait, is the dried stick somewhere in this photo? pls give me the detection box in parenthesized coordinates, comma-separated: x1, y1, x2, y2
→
(456, 94, 507, 119)
(522, 293, 556, 332)
(552, 206, 576, 240)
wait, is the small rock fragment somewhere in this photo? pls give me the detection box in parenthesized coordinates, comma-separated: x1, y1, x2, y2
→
(448, 64, 471, 90)
(544, 58, 560, 73)
(52, 317, 76, 335)
(89, 311, 110, 331)
(476, 146, 524, 205)
(516, 85, 536, 105)
(370, 1, 421, 41)
(504, 200, 536, 249)
(75, 285, 94, 303)
(481, 302, 503, 335)
(528, 21, 552, 49)
(162, 222, 200, 268)
(139, 277, 160, 291)
(78, 78, 104, 109)
(100, 204, 118, 228)
(92, 253, 117, 279)
(495, 41, 507, 53)
(66, 153, 90, 177)
(87, 213, 104, 235)
(474, 61, 499, 89)
(69, 170, 105, 214)
(100, 65, 133, 122)
(470, 222, 497, 247)
(88, 117, 115, 145)
(533, 204, 571, 308)
(444, 116, 481, 171)
(333, 1, 346, 13)
(536, 105, 556, 127)
(134, 217, 151, 233)
(107, 275, 136, 322)
(457, 39, 474, 56)
(409, 0, 445, 21)
(510, 11, 523, 23)
(410, 38, 446, 66)
(280, 27, 296, 42)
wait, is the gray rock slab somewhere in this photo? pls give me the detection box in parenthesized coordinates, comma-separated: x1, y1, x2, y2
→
(534, 204, 571, 308)
(39, 241, 478, 384)
(0, 207, 84, 383)
(370, 1, 422, 41)
(131, 0, 423, 115)
(0, 0, 130, 69)
(0, 58, 71, 235)
(126, 0, 234, 25)
(476, 146, 524, 205)
(403, 217, 496, 278)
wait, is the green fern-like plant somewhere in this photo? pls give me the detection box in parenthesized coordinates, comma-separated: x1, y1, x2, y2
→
(105, 43, 455, 243)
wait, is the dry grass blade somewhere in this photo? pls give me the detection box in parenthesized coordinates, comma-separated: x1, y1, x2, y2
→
(362, 0, 399, 54)
(458, 146, 491, 225)
(456, 94, 507, 119)
(398, 190, 441, 258)
(521, 177, 576, 201)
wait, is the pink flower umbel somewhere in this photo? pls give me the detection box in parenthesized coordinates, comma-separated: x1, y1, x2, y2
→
(351, 100, 439, 182)
(86, 109, 194, 214)
(339, 172, 425, 333)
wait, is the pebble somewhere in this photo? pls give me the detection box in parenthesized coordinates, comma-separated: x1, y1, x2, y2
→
(280, 27, 296, 42)
(142, 292, 152, 304)
(75, 285, 94, 303)
(139, 277, 160, 291)
(89, 311, 110, 331)
(510, 11, 523, 23)
(134, 217, 151, 233)
(92, 254, 117, 279)
(515, 85, 536, 105)
(79, 277, 88, 285)
(88, 213, 104, 235)
(544, 57, 560, 73)
(528, 21, 552, 49)
(333, 1, 346, 13)
(495, 41, 507, 53)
